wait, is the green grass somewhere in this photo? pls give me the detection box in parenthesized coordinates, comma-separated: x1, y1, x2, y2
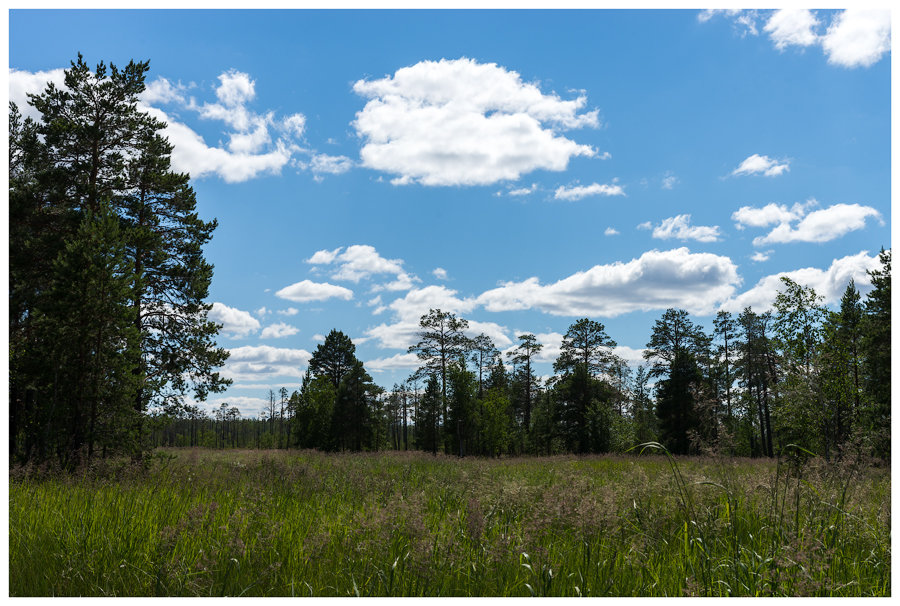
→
(8, 448, 891, 596)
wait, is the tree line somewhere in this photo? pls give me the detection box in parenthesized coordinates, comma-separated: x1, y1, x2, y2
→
(155, 258, 890, 461)
(9, 55, 230, 467)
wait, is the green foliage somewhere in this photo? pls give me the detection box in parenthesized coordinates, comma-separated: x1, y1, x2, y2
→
(861, 249, 890, 457)
(309, 329, 357, 389)
(654, 351, 702, 455)
(553, 318, 616, 377)
(9, 54, 228, 465)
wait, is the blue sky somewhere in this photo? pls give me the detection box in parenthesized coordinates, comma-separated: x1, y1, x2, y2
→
(8, 8, 892, 416)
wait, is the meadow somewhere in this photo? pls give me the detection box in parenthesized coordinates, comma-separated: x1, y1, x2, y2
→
(8, 447, 890, 597)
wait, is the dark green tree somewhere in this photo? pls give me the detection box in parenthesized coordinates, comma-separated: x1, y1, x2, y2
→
(469, 333, 499, 398)
(862, 249, 890, 458)
(309, 329, 357, 389)
(655, 350, 702, 455)
(333, 360, 380, 451)
(644, 309, 706, 455)
(408, 309, 469, 452)
(713, 310, 738, 436)
(553, 318, 617, 377)
(417, 374, 442, 455)
(507, 333, 543, 433)
(9, 55, 229, 464)
(819, 281, 865, 451)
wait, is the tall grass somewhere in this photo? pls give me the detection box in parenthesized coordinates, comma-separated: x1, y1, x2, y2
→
(8, 448, 890, 596)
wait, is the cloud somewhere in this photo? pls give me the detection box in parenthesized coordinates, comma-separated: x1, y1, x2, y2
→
(647, 215, 722, 243)
(208, 302, 261, 338)
(764, 9, 820, 50)
(141, 76, 191, 106)
(8, 68, 66, 121)
(604, 227, 619, 236)
(303, 153, 354, 179)
(282, 113, 307, 137)
(432, 268, 449, 280)
(260, 322, 300, 339)
(307, 247, 344, 264)
(277, 307, 299, 316)
(222, 345, 312, 382)
(332, 245, 405, 282)
(703, 9, 890, 69)
(740, 202, 882, 245)
(365, 352, 422, 372)
(143, 69, 305, 181)
(376, 272, 420, 292)
(661, 173, 678, 190)
(721, 251, 882, 313)
(200, 396, 271, 417)
(8, 65, 358, 184)
(613, 345, 648, 365)
(477, 247, 740, 317)
(275, 279, 354, 303)
(312, 334, 326, 342)
(352, 57, 599, 186)
(698, 9, 760, 37)
(364, 321, 422, 350)
(554, 182, 625, 201)
(307, 244, 418, 290)
(751, 251, 772, 262)
(387, 285, 477, 323)
(465, 320, 513, 348)
(507, 183, 538, 196)
(822, 9, 891, 68)
(364, 285, 478, 349)
(732, 201, 813, 229)
(731, 154, 790, 177)
(143, 107, 297, 183)
(756, 204, 883, 245)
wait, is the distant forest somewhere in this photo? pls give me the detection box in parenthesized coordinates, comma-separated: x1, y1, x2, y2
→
(9, 56, 891, 467)
(153, 269, 891, 462)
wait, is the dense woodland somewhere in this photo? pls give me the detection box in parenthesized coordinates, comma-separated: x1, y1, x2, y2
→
(9, 57, 892, 466)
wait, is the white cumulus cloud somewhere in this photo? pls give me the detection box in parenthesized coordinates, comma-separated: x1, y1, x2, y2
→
(366, 352, 424, 372)
(260, 322, 300, 339)
(223, 345, 312, 382)
(752, 203, 882, 245)
(734, 201, 883, 246)
(721, 251, 882, 313)
(765, 9, 820, 50)
(647, 215, 721, 243)
(554, 182, 625, 201)
(307, 244, 418, 290)
(364, 285, 478, 350)
(731, 154, 790, 177)
(352, 57, 599, 186)
(702, 9, 890, 69)
(732, 201, 814, 229)
(8, 68, 66, 121)
(275, 280, 354, 303)
(822, 9, 891, 68)
(208, 302, 261, 338)
(477, 247, 740, 317)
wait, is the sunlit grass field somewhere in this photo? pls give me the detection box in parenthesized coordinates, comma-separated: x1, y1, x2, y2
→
(8, 448, 890, 596)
